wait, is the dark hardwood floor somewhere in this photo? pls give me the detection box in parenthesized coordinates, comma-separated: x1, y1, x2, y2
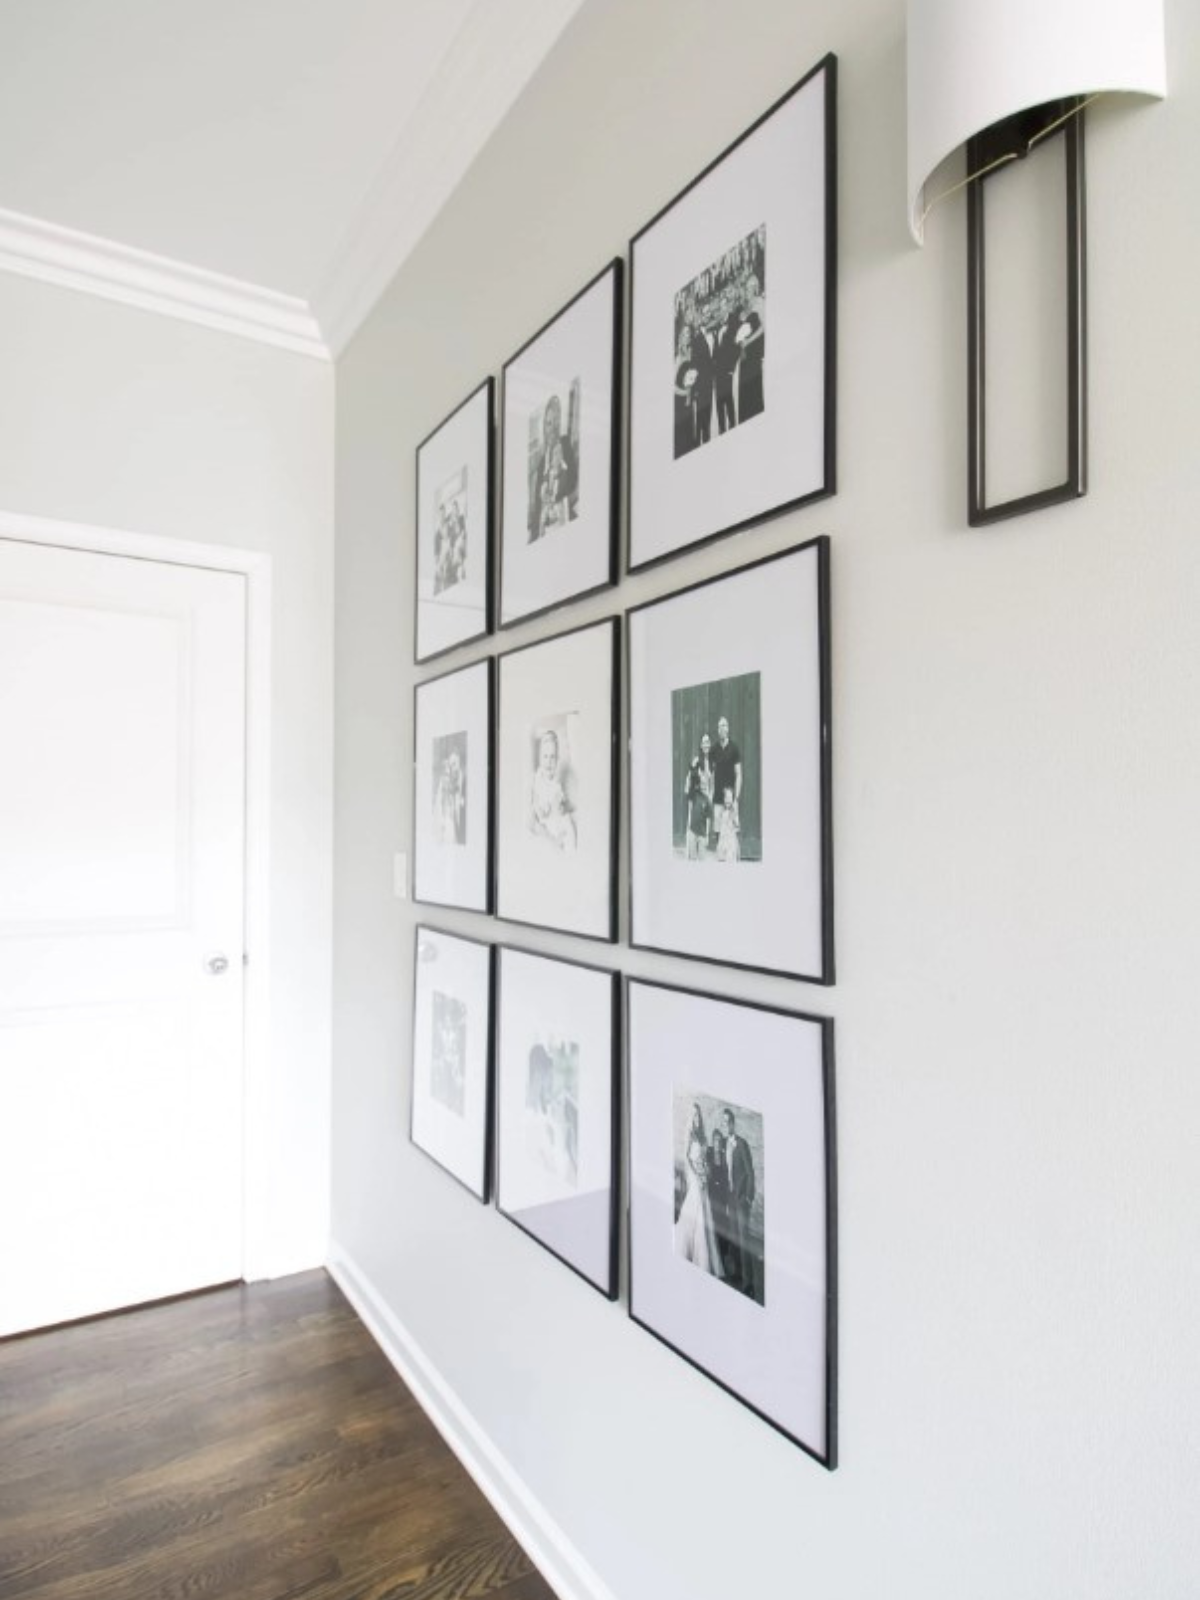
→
(0, 1272, 558, 1600)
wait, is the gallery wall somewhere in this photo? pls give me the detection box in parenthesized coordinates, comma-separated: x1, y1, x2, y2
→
(331, 0, 1200, 1595)
(0, 274, 335, 1278)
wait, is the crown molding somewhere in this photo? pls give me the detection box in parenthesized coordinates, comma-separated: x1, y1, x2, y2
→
(0, 207, 329, 360)
(312, 0, 585, 357)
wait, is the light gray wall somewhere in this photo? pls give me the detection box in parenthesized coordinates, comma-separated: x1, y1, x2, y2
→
(0, 276, 335, 1276)
(332, 1, 1200, 1595)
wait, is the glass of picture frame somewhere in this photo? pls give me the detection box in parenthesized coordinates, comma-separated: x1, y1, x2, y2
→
(627, 977, 837, 1468)
(415, 378, 494, 662)
(409, 926, 494, 1201)
(495, 617, 619, 941)
(627, 537, 833, 983)
(494, 946, 619, 1298)
(499, 260, 622, 628)
(413, 657, 493, 913)
(627, 54, 836, 571)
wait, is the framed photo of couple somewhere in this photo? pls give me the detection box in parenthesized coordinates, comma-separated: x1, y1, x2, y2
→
(409, 927, 494, 1202)
(413, 658, 492, 913)
(494, 947, 619, 1299)
(627, 978, 837, 1467)
(499, 261, 622, 628)
(414, 378, 493, 663)
(627, 537, 833, 983)
(627, 54, 836, 571)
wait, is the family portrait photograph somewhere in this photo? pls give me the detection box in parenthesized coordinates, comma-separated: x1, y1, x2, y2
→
(674, 1088, 765, 1306)
(415, 378, 493, 661)
(409, 928, 494, 1202)
(627, 978, 836, 1465)
(628, 56, 835, 568)
(628, 540, 833, 982)
(496, 620, 618, 941)
(673, 225, 766, 460)
(673, 671, 762, 863)
(495, 949, 619, 1299)
(500, 262, 621, 627)
(413, 659, 492, 914)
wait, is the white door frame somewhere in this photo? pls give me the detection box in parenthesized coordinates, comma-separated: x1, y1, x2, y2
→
(0, 506, 274, 1284)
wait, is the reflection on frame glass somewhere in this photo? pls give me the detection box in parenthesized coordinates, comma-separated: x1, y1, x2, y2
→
(496, 618, 619, 942)
(495, 947, 619, 1298)
(415, 379, 493, 662)
(500, 261, 622, 628)
(627, 978, 837, 1467)
(409, 927, 494, 1201)
(628, 55, 836, 571)
(628, 538, 833, 982)
(413, 658, 493, 913)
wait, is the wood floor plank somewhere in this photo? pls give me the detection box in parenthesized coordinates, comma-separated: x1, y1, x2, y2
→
(0, 1273, 558, 1600)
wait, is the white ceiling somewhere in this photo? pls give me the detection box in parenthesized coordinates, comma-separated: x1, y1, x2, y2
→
(0, 0, 583, 353)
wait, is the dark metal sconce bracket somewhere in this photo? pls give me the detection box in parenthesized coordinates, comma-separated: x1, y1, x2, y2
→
(966, 98, 1088, 526)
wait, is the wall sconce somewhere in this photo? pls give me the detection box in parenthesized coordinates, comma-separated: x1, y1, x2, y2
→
(907, 0, 1166, 525)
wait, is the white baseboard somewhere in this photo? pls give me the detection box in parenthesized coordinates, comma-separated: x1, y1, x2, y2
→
(326, 1245, 617, 1600)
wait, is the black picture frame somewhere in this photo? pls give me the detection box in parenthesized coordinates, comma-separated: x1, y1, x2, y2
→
(409, 926, 495, 1202)
(414, 377, 494, 663)
(494, 945, 620, 1299)
(494, 616, 620, 943)
(499, 259, 623, 629)
(626, 976, 837, 1469)
(626, 537, 834, 984)
(412, 656, 495, 914)
(626, 54, 837, 573)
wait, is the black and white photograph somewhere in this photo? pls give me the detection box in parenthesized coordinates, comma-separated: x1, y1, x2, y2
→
(500, 262, 621, 627)
(629, 56, 835, 569)
(430, 990, 467, 1115)
(527, 381, 581, 540)
(673, 1089, 765, 1306)
(673, 225, 766, 460)
(673, 672, 762, 863)
(628, 539, 833, 982)
(415, 378, 493, 660)
(496, 620, 618, 941)
(409, 928, 494, 1201)
(431, 729, 468, 846)
(432, 466, 469, 594)
(496, 948, 619, 1298)
(628, 979, 836, 1466)
(413, 659, 492, 913)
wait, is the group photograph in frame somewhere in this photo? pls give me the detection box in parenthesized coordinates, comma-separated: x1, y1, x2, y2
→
(494, 947, 619, 1298)
(627, 54, 836, 571)
(626, 978, 837, 1467)
(412, 657, 493, 913)
(409, 927, 494, 1202)
(627, 538, 833, 983)
(499, 260, 622, 628)
(495, 618, 619, 942)
(415, 378, 494, 662)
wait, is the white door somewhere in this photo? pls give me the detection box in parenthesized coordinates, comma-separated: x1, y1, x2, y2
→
(0, 538, 247, 1336)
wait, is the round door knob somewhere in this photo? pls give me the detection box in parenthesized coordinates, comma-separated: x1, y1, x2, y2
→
(205, 953, 230, 976)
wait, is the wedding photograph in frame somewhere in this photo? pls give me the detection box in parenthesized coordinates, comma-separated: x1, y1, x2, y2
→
(627, 978, 837, 1467)
(495, 617, 619, 942)
(627, 54, 836, 571)
(413, 656, 493, 913)
(495, 947, 619, 1298)
(415, 378, 493, 662)
(409, 927, 494, 1201)
(627, 537, 833, 982)
(499, 260, 622, 628)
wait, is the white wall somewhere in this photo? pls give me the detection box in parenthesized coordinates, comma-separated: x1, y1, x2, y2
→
(332, 1, 1200, 1595)
(0, 273, 335, 1277)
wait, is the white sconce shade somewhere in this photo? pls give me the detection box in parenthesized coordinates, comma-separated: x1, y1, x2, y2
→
(906, 0, 1167, 243)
